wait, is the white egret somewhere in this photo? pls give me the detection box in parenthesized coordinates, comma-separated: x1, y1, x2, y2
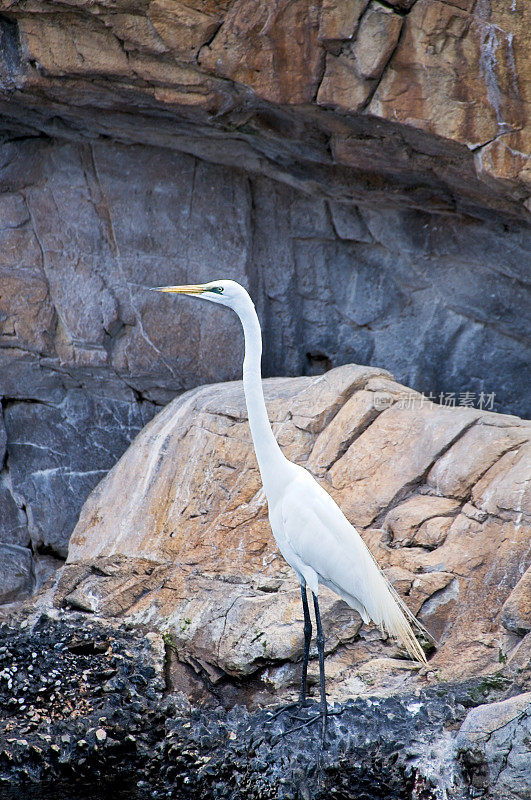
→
(153, 279, 429, 740)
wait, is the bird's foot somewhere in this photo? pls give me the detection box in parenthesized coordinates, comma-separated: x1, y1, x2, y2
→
(269, 703, 343, 745)
(265, 698, 313, 723)
(280, 713, 322, 735)
(280, 711, 328, 746)
(288, 706, 343, 724)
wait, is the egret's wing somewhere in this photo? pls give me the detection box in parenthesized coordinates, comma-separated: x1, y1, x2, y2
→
(281, 476, 428, 664)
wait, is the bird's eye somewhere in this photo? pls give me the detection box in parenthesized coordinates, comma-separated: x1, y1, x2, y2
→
(210, 286, 224, 295)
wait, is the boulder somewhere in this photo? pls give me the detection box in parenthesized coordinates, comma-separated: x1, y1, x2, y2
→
(53, 364, 530, 705)
(457, 693, 531, 800)
(0, 2, 528, 794)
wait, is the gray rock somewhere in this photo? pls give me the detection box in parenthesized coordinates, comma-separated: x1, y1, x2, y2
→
(1, 139, 529, 417)
(0, 411, 5, 463)
(3, 390, 155, 557)
(457, 693, 531, 800)
(0, 477, 29, 548)
(0, 410, 30, 548)
(0, 135, 530, 603)
(0, 544, 33, 603)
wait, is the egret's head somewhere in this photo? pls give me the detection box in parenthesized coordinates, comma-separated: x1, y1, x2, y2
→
(151, 279, 246, 309)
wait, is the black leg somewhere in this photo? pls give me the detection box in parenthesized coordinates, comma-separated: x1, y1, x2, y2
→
(312, 592, 327, 745)
(299, 581, 312, 704)
(267, 590, 340, 743)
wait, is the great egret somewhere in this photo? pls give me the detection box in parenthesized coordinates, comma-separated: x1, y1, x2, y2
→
(153, 279, 429, 739)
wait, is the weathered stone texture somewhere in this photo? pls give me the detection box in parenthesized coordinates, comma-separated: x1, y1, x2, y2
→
(199, 0, 324, 105)
(52, 365, 530, 704)
(318, 2, 403, 111)
(0, 543, 33, 604)
(0, 3, 528, 794)
(2, 138, 528, 420)
(457, 693, 531, 800)
(368, 0, 527, 151)
(0, 0, 529, 617)
(0, 132, 529, 587)
(3, 391, 155, 558)
(0, 0, 528, 218)
(318, 0, 369, 52)
(501, 568, 531, 636)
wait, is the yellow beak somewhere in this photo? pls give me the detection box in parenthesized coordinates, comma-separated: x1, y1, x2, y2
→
(151, 284, 206, 295)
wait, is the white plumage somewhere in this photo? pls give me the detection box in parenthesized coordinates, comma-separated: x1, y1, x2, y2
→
(273, 466, 427, 663)
(153, 278, 429, 737)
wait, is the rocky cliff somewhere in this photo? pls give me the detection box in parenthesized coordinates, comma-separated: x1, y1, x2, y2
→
(0, 2, 530, 594)
(1, 365, 529, 798)
(0, 0, 529, 217)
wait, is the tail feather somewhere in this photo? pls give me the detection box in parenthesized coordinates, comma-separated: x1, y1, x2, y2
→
(376, 580, 429, 664)
(349, 538, 434, 665)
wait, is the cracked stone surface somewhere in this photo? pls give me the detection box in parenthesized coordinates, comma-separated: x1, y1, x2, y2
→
(457, 693, 531, 800)
(0, 390, 156, 604)
(0, 0, 528, 219)
(0, 134, 529, 598)
(46, 364, 531, 706)
(317, 1, 403, 110)
(1, 137, 528, 416)
(3, 391, 156, 559)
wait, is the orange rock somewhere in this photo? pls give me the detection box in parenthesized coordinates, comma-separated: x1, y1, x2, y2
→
(199, 0, 323, 104)
(0, 0, 528, 214)
(501, 568, 531, 635)
(318, 0, 369, 53)
(317, 2, 402, 111)
(368, 0, 527, 148)
(54, 365, 531, 701)
(148, 0, 222, 61)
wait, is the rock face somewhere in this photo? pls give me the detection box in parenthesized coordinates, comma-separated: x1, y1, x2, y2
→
(457, 693, 531, 800)
(0, 5, 529, 796)
(0, 141, 529, 589)
(1, 137, 528, 416)
(53, 364, 530, 706)
(0, 0, 529, 589)
(0, 0, 528, 218)
(0, 389, 156, 604)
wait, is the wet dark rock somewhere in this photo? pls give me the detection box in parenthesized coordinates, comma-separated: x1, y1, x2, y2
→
(0, 611, 528, 800)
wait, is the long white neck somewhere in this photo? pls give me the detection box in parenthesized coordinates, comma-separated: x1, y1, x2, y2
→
(235, 294, 290, 498)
